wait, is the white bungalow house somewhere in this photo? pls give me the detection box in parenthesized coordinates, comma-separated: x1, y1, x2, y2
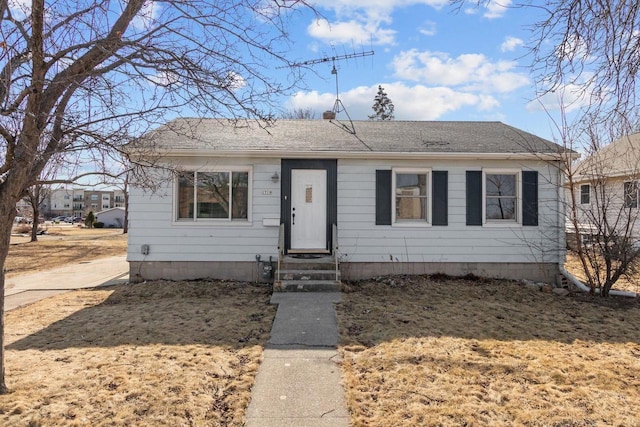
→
(127, 118, 573, 286)
(568, 132, 640, 247)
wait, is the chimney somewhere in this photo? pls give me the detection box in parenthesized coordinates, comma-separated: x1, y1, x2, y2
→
(322, 110, 336, 120)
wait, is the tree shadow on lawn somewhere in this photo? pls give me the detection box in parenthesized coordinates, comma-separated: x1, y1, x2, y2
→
(338, 275, 640, 347)
(7, 280, 276, 351)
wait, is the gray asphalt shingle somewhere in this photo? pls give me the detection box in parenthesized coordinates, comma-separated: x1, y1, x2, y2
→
(139, 118, 564, 154)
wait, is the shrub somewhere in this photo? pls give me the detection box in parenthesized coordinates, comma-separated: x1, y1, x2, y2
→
(14, 224, 31, 234)
(93, 221, 104, 228)
(85, 211, 95, 228)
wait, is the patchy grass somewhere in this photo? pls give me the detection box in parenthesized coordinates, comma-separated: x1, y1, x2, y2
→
(7, 225, 126, 277)
(0, 280, 275, 426)
(337, 276, 640, 426)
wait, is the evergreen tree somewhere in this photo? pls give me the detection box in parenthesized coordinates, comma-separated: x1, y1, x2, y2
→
(368, 85, 395, 121)
(85, 211, 95, 229)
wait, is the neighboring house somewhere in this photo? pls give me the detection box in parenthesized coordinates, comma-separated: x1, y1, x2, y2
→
(96, 207, 126, 228)
(569, 132, 640, 246)
(127, 118, 573, 283)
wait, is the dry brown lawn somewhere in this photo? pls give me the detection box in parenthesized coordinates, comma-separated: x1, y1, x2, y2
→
(7, 225, 127, 277)
(337, 276, 640, 426)
(0, 280, 275, 426)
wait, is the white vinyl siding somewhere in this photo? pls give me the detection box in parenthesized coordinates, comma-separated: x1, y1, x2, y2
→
(128, 160, 280, 262)
(337, 159, 561, 264)
(129, 157, 562, 266)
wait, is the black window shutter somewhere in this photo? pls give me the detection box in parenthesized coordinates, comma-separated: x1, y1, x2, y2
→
(466, 171, 482, 226)
(522, 171, 538, 226)
(432, 171, 448, 226)
(376, 170, 392, 225)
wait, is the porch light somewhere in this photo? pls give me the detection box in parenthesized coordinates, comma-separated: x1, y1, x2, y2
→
(271, 171, 280, 183)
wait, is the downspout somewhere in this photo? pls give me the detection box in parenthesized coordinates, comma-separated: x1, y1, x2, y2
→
(557, 161, 565, 275)
(559, 266, 637, 298)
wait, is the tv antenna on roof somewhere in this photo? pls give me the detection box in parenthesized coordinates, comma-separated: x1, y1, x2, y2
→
(287, 48, 374, 134)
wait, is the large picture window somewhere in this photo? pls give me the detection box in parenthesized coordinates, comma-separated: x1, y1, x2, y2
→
(393, 170, 430, 224)
(485, 172, 518, 222)
(176, 169, 250, 221)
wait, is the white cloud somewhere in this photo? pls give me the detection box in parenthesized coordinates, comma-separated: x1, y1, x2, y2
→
(287, 82, 499, 120)
(311, 0, 449, 15)
(391, 49, 529, 93)
(418, 21, 437, 36)
(8, 0, 31, 19)
(307, 0, 449, 46)
(483, 0, 512, 19)
(131, 1, 162, 30)
(307, 18, 395, 45)
(147, 71, 181, 87)
(223, 71, 247, 91)
(526, 83, 591, 113)
(501, 36, 523, 52)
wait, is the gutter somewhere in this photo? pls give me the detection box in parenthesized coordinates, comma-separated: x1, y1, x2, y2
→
(559, 266, 638, 298)
(129, 149, 572, 161)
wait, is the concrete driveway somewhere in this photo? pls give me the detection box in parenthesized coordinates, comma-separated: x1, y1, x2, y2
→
(4, 255, 129, 311)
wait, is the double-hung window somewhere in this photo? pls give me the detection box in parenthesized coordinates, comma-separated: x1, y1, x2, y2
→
(624, 181, 639, 208)
(176, 169, 251, 221)
(484, 171, 519, 223)
(580, 184, 590, 204)
(393, 169, 431, 224)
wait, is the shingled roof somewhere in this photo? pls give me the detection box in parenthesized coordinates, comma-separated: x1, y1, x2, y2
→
(574, 132, 640, 181)
(137, 118, 565, 156)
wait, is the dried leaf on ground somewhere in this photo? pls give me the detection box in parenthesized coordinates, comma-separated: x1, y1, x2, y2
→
(337, 276, 640, 426)
(0, 280, 275, 426)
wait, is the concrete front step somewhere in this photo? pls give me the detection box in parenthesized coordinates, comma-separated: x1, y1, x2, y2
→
(274, 280, 341, 292)
(279, 269, 340, 281)
(279, 262, 336, 272)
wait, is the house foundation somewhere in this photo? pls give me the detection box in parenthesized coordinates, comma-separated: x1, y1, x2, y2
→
(129, 261, 559, 284)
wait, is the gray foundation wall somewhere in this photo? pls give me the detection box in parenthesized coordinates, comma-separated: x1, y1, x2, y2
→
(130, 261, 559, 284)
(341, 262, 559, 283)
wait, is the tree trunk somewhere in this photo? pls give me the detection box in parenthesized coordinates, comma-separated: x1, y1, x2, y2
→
(0, 200, 15, 393)
(30, 204, 40, 242)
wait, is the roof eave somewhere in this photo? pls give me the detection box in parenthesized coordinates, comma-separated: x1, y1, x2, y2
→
(137, 148, 572, 161)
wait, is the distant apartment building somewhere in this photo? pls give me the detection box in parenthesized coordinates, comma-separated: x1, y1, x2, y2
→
(47, 188, 125, 218)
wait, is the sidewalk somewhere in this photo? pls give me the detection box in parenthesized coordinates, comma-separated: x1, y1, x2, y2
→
(4, 255, 129, 311)
(245, 292, 350, 427)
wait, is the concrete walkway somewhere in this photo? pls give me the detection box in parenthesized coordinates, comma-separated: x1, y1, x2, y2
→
(4, 255, 129, 311)
(245, 292, 350, 427)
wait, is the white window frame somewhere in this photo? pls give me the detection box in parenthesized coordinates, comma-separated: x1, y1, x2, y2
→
(483, 169, 521, 226)
(624, 180, 639, 209)
(173, 167, 253, 224)
(391, 168, 432, 227)
(580, 184, 591, 205)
